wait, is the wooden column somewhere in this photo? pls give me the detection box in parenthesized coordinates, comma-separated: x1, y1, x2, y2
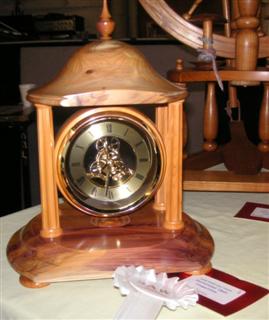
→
(173, 59, 188, 159)
(258, 82, 269, 153)
(154, 105, 168, 211)
(183, 108, 188, 159)
(164, 101, 184, 230)
(36, 104, 62, 238)
(202, 18, 213, 50)
(203, 82, 218, 151)
(222, 0, 232, 37)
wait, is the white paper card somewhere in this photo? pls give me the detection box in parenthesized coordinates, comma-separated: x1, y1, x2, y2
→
(250, 207, 269, 219)
(184, 275, 246, 305)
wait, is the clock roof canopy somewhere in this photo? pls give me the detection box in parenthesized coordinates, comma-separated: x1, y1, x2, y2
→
(28, 0, 186, 107)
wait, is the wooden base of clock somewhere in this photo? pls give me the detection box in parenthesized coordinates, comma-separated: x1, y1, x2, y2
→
(7, 202, 214, 288)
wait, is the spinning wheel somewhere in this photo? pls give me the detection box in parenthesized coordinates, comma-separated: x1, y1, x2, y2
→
(139, 0, 269, 192)
(139, 0, 269, 58)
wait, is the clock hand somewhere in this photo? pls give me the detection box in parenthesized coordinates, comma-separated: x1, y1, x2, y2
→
(105, 168, 110, 197)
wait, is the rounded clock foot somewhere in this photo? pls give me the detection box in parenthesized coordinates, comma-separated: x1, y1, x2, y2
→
(19, 275, 49, 288)
(185, 262, 212, 275)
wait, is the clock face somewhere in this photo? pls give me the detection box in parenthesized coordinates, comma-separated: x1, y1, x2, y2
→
(55, 107, 165, 217)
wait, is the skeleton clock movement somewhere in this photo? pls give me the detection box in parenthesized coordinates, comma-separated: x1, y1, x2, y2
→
(55, 107, 165, 217)
(7, 0, 214, 288)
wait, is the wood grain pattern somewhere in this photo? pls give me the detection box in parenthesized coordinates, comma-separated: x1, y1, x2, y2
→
(183, 170, 269, 192)
(7, 202, 214, 286)
(27, 40, 186, 107)
(168, 69, 269, 83)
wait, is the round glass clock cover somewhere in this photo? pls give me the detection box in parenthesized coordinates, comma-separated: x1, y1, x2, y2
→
(55, 107, 165, 217)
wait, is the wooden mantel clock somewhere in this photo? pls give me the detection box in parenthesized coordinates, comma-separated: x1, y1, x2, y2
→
(7, 0, 214, 288)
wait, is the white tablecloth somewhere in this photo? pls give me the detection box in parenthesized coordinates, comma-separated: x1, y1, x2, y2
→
(1, 191, 268, 319)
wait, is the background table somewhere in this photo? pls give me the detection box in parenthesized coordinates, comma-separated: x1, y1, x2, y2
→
(1, 191, 268, 319)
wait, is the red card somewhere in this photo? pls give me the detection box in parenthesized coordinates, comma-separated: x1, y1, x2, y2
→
(234, 202, 269, 222)
(169, 269, 268, 316)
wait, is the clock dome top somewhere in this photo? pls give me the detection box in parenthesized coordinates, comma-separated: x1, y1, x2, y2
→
(28, 0, 186, 107)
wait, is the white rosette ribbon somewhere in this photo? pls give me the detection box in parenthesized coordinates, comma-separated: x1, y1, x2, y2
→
(113, 265, 198, 319)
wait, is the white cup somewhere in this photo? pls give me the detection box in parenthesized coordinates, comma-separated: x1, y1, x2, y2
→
(19, 83, 36, 108)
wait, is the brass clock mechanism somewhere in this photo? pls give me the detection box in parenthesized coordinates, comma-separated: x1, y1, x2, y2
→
(55, 107, 166, 217)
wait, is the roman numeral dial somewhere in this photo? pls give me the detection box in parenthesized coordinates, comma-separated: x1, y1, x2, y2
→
(55, 108, 165, 217)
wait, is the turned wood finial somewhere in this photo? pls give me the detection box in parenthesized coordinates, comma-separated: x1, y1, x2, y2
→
(96, 0, 115, 40)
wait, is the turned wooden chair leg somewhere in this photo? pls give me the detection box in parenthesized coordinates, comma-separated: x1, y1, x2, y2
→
(203, 82, 218, 152)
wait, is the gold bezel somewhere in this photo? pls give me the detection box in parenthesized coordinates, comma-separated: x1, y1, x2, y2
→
(55, 106, 166, 217)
